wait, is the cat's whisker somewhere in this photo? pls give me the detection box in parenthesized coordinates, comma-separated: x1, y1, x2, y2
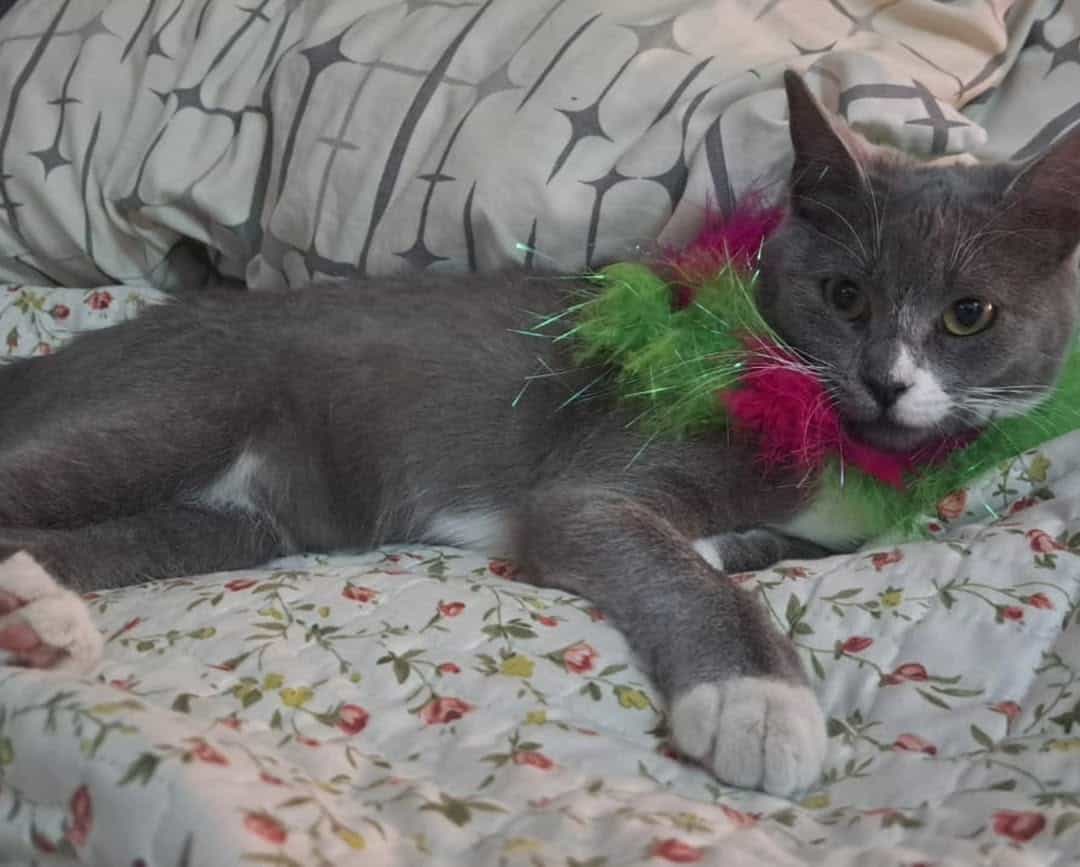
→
(737, 344, 832, 375)
(958, 393, 1053, 425)
(963, 385, 1051, 395)
(862, 170, 885, 262)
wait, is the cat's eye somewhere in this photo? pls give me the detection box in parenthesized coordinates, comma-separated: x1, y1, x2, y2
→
(943, 298, 996, 336)
(822, 278, 868, 321)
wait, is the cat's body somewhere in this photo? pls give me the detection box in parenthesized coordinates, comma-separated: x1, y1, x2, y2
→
(1, 272, 818, 574)
(1, 73, 1079, 798)
(0, 272, 831, 795)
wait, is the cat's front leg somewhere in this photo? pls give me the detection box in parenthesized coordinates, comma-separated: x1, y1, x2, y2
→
(516, 484, 826, 796)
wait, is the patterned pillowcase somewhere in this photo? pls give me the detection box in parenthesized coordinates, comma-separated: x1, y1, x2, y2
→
(1, 0, 1000, 296)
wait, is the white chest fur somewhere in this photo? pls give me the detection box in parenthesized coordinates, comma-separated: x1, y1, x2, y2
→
(773, 480, 877, 553)
(424, 510, 512, 555)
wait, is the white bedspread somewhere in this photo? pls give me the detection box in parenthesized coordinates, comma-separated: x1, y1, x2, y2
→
(0, 290, 1079, 865)
(1, 407, 1079, 865)
(0, 0, 1052, 289)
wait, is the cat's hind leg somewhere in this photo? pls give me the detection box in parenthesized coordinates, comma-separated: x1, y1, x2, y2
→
(0, 504, 284, 673)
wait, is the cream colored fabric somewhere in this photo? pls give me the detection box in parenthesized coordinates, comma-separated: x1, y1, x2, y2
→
(0, 1, 1062, 291)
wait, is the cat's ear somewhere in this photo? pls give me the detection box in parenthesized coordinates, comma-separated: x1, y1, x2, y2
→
(783, 70, 865, 210)
(1004, 127, 1080, 263)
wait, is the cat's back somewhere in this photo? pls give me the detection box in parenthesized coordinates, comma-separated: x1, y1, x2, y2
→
(260, 270, 571, 340)
(171, 270, 570, 352)
(227, 271, 579, 381)
(7, 270, 576, 405)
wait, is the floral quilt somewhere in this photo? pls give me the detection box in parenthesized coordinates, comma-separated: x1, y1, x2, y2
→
(0, 287, 1079, 866)
(5, 0, 1080, 863)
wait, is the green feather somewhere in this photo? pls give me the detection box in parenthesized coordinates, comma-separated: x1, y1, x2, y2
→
(540, 261, 1080, 544)
(568, 262, 779, 435)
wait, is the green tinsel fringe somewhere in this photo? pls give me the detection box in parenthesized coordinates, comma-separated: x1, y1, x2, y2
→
(569, 262, 779, 436)
(545, 262, 1080, 545)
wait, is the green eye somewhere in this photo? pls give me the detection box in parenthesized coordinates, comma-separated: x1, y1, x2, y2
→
(822, 278, 868, 321)
(943, 298, 995, 336)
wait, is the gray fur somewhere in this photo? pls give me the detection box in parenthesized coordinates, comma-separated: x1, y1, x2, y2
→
(0, 72, 1078, 761)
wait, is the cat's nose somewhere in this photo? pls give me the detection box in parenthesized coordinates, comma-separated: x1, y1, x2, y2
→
(862, 375, 910, 409)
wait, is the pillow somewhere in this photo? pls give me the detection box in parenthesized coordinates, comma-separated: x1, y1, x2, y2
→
(0, 0, 1034, 293)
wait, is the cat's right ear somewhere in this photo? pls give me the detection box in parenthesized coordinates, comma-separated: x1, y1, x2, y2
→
(783, 70, 865, 211)
(1003, 126, 1080, 264)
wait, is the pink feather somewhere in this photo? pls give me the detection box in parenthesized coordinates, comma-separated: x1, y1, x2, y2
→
(665, 195, 784, 303)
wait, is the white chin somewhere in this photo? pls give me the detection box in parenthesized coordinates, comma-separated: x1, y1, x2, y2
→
(890, 400, 950, 430)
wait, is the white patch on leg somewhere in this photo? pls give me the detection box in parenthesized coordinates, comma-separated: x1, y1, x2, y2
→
(196, 448, 264, 514)
(424, 510, 510, 555)
(670, 677, 826, 796)
(0, 552, 103, 674)
(0, 551, 67, 600)
(890, 345, 951, 428)
(692, 537, 725, 571)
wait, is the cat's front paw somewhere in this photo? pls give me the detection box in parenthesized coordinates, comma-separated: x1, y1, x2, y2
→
(670, 677, 826, 796)
(0, 552, 103, 673)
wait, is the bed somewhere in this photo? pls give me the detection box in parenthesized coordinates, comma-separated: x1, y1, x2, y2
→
(2, 1, 1080, 864)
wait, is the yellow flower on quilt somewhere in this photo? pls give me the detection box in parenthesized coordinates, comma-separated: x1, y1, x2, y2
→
(801, 793, 831, 810)
(279, 687, 314, 708)
(616, 687, 651, 710)
(525, 710, 547, 725)
(503, 838, 541, 854)
(1028, 454, 1051, 483)
(336, 828, 366, 850)
(500, 655, 535, 678)
(881, 590, 903, 608)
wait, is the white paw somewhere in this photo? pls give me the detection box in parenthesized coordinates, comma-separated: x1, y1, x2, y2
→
(670, 677, 826, 797)
(0, 552, 103, 674)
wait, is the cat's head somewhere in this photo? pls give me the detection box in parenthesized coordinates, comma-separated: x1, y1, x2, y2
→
(757, 71, 1080, 452)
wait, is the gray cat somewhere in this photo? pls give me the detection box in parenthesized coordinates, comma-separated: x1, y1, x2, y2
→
(0, 72, 1077, 797)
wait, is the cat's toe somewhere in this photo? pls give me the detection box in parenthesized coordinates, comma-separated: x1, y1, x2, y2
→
(0, 552, 103, 674)
(671, 677, 826, 797)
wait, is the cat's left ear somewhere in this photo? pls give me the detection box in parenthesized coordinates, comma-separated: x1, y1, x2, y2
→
(1004, 127, 1080, 263)
(783, 70, 867, 210)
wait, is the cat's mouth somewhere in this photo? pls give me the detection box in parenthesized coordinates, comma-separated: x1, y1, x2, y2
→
(843, 417, 943, 453)
(831, 377, 969, 454)
(842, 412, 981, 457)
